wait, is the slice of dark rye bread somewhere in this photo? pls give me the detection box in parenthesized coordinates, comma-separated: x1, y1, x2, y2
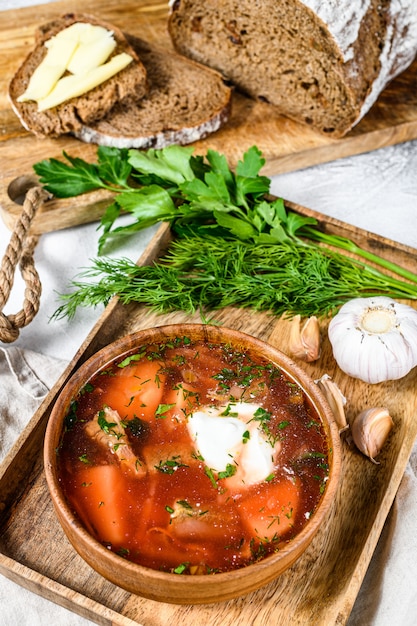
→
(8, 13, 149, 138)
(168, 0, 417, 137)
(74, 36, 232, 149)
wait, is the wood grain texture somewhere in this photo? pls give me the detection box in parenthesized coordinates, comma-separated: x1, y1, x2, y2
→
(1, 0, 417, 233)
(1, 209, 417, 625)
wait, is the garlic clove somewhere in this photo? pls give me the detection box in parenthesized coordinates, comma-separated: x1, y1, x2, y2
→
(350, 407, 393, 463)
(288, 314, 321, 362)
(315, 374, 348, 433)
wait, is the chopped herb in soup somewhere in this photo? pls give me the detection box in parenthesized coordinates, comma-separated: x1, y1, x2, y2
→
(57, 336, 330, 574)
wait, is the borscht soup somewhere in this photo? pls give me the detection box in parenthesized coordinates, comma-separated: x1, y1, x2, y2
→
(56, 331, 331, 576)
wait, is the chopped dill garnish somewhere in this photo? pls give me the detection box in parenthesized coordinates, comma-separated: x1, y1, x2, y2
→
(155, 456, 189, 474)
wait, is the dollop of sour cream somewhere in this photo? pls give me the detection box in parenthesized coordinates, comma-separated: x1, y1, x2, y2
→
(187, 403, 280, 486)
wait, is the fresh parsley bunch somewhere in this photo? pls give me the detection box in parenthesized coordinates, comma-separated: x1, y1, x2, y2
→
(34, 145, 316, 253)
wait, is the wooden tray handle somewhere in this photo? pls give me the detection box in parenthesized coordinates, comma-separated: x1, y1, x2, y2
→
(0, 186, 49, 343)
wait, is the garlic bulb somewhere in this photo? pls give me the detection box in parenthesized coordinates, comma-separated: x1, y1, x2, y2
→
(328, 297, 417, 384)
(288, 314, 321, 362)
(315, 374, 348, 433)
(350, 407, 394, 463)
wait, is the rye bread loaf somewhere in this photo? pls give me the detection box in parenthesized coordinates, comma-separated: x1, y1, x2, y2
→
(168, 0, 417, 137)
(8, 13, 148, 138)
(74, 35, 232, 149)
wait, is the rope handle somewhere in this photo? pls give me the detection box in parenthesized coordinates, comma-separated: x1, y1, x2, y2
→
(0, 186, 49, 343)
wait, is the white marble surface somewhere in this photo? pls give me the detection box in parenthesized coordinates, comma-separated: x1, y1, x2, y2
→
(1, 1, 417, 625)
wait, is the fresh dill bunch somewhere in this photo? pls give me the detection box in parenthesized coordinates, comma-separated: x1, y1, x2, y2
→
(53, 236, 417, 320)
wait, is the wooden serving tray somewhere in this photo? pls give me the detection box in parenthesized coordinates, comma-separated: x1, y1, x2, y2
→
(2, 0, 417, 233)
(0, 203, 417, 625)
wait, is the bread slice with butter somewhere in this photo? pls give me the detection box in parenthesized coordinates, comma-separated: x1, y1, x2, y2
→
(8, 13, 148, 137)
(75, 36, 232, 149)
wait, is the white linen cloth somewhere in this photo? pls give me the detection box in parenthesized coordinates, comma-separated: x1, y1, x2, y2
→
(1, 1, 417, 620)
(0, 347, 92, 626)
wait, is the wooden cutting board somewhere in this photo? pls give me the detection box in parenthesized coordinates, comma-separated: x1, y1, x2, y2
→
(1, 215, 417, 625)
(1, 0, 417, 234)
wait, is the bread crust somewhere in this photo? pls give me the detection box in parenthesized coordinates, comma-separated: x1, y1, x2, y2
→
(168, 0, 417, 137)
(8, 13, 148, 137)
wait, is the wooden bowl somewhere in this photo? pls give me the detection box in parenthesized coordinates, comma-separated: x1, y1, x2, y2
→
(44, 324, 341, 604)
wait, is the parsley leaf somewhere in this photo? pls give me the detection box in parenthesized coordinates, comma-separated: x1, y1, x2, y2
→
(235, 144, 265, 179)
(155, 403, 176, 418)
(117, 186, 177, 222)
(97, 411, 118, 435)
(206, 149, 234, 187)
(217, 463, 237, 480)
(33, 147, 132, 197)
(213, 210, 258, 240)
(117, 351, 146, 368)
(33, 152, 105, 197)
(128, 145, 195, 185)
(96, 146, 132, 188)
(181, 171, 231, 208)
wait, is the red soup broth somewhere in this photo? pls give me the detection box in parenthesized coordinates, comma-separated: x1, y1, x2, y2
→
(57, 335, 330, 575)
